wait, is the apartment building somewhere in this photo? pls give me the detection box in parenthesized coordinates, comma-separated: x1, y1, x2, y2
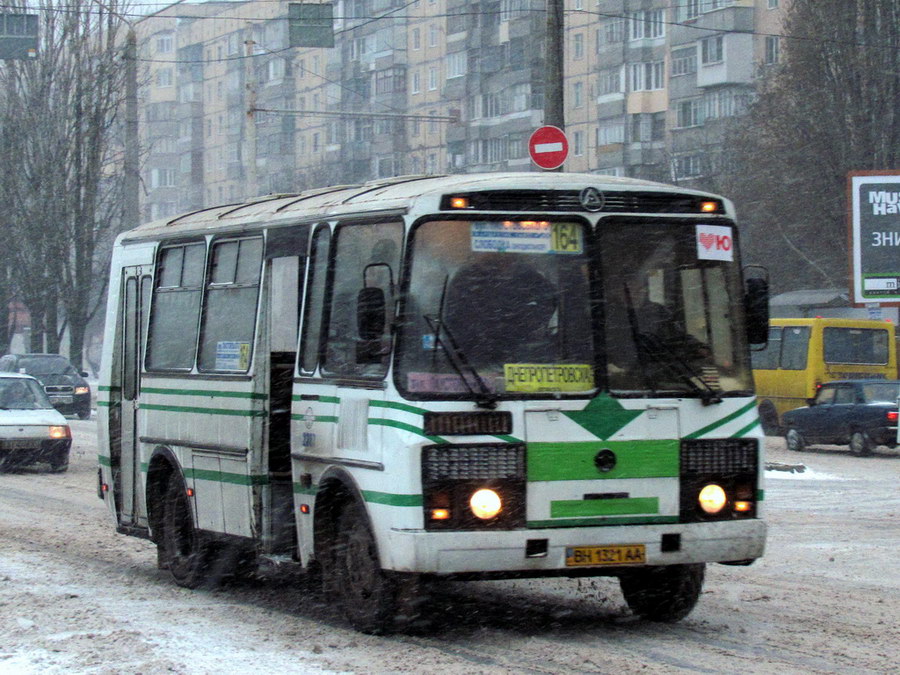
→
(133, 0, 788, 222)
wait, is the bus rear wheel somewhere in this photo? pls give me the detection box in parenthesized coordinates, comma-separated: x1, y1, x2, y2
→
(334, 501, 405, 634)
(619, 563, 705, 622)
(161, 477, 215, 589)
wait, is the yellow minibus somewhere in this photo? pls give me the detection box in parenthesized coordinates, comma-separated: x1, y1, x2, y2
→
(752, 318, 897, 434)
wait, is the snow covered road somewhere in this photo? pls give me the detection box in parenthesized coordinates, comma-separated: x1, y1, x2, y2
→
(1, 420, 897, 674)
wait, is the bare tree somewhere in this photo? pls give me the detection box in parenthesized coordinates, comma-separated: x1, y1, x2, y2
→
(721, 0, 900, 292)
(0, 1, 128, 365)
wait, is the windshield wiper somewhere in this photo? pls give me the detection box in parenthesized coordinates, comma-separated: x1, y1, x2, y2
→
(423, 314, 499, 409)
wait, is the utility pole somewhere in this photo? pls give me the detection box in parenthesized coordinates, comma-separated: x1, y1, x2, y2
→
(123, 27, 139, 228)
(544, 0, 565, 130)
(245, 29, 258, 198)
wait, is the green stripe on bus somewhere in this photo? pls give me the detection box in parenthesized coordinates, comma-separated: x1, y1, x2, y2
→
(140, 403, 265, 417)
(550, 497, 659, 519)
(98, 454, 111, 467)
(757, 489, 765, 501)
(369, 399, 429, 415)
(293, 485, 317, 496)
(141, 386, 267, 400)
(292, 394, 340, 404)
(98, 385, 120, 392)
(684, 400, 758, 439)
(369, 418, 446, 443)
(528, 515, 679, 528)
(183, 468, 268, 486)
(362, 490, 423, 507)
(291, 414, 339, 423)
(733, 418, 762, 438)
(527, 440, 679, 481)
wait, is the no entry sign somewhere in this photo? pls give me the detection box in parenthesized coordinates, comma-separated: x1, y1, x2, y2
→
(529, 125, 568, 170)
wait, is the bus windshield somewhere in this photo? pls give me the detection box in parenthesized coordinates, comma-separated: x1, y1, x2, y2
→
(599, 221, 753, 397)
(396, 219, 595, 398)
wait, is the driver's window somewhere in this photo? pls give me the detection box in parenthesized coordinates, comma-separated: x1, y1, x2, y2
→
(322, 221, 402, 379)
(815, 386, 836, 405)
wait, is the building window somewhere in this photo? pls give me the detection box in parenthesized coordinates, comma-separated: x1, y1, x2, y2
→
(572, 33, 584, 60)
(628, 9, 664, 41)
(671, 47, 697, 76)
(675, 99, 703, 128)
(597, 18, 625, 50)
(673, 155, 702, 179)
(598, 67, 623, 96)
(156, 68, 173, 87)
(412, 28, 420, 50)
(573, 81, 584, 108)
(156, 34, 173, 53)
(150, 168, 177, 188)
(630, 61, 664, 91)
(701, 35, 724, 65)
(768, 0, 779, 7)
(428, 24, 438, 48)
(596, 121, 624, 146)
(428, 66, 438, 90)
(411, 71, 421, 94)
(447, 51, 467, 79)
(428, 110, 438, 134)
(764, 36, 780, 64)
(573, 130, 584, 156)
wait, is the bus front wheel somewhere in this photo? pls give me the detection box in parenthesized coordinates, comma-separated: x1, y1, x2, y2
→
(160, 477, 215, 589)
(619, 563, 705, 622)
(334, 501, 405, 634)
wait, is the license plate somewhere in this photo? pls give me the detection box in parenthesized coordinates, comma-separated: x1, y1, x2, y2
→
(50, 396, 73, 404)
(0, 439, 37, 450)
(565, 544, 646, 567)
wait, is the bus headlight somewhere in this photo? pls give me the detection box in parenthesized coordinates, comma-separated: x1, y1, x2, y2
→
(469, 488, 502, 520)
(698, 484, 727, 514)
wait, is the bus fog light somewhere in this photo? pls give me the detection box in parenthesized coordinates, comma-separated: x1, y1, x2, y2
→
(469, 489, 502, 520)
(698, 484, 727, 514)
(430, 508, 451, 521)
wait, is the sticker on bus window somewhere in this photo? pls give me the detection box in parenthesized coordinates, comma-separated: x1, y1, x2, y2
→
(696, 224, 734, 262)
(504, 364, 594, 392)
(215, 341, 251, 371)
(407, 372, 494, 393)
(470, 222, 582, 254)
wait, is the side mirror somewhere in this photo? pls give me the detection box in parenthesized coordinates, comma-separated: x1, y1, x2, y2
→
(80, 371, 89, 378)
(806, 397, 817, 407)
(356, 287, 386, 364)
(744, 276, 769, 345)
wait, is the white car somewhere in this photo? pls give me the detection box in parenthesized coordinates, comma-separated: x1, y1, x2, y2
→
(0, 373, 72, 473)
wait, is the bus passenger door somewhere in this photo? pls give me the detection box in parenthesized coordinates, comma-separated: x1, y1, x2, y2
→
(118, 267, 151, 526)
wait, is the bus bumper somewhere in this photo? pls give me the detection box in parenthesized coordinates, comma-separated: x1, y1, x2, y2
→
(384, 519, 767, 575)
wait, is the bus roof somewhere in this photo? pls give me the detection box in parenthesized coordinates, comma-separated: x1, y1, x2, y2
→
(120, 172, 730, 243)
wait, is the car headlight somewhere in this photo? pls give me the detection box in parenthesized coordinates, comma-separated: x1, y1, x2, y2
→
(74, 386, 89, 395)
(698, 484, 727, 514)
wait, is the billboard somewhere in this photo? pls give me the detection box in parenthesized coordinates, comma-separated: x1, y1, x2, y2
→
(848, 172, 900, 306)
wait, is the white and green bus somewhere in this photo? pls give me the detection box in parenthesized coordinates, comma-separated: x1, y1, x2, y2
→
(98, 172, 769, 633)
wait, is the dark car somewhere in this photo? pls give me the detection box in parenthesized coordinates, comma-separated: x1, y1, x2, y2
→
(782, 379, 899, 456)
(0, 354, 92, 419)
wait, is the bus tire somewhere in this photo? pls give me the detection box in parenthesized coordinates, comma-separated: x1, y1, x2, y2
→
(785, 427, 806, 453)
(334, 500, 400, 634)
(161, 477, 216, 589)
(619, 563, 705, 623)
(849, 430, 874, 457)
(758, 400, 780, 436)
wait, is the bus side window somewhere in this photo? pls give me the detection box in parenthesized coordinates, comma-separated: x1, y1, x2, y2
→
(300, 225, 332, 374)
(147, 242, 206, 370)
(322, 222, 402, 379)
(780, 326, 810, 371)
